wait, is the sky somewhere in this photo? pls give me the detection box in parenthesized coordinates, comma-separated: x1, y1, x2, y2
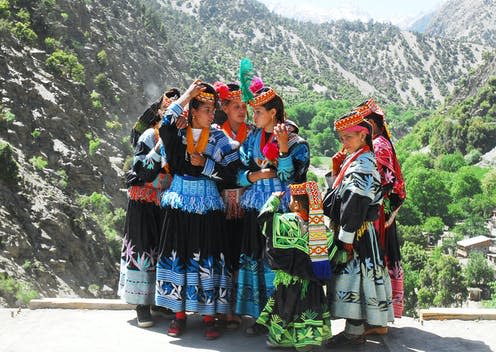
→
(258, 0, 449, 28)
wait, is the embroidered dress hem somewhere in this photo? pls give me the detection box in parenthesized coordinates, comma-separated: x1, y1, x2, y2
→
(155, 206, 233, 315)
(257, 271, 332, 349)
(118, 261, 156, 305)
(235, 254, 275, 318)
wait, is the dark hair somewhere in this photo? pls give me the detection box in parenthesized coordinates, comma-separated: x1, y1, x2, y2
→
(188, 83, 218, 124)
(255, 87, 285, 123)
(141, 102, 161, 127)
(365, 112, 384, 133)
(164, 88, 181, 100)
(223, 83, 240, 106)
(293, 194, 309, 213)
(214, 83, 241, 124)
(359, 120, 374, 151)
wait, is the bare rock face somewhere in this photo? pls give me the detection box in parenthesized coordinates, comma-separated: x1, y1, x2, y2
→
(423, 0, 496, 47)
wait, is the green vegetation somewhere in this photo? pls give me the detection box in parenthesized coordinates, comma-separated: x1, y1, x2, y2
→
(0, 141, 19, 185)
(31, 128, 41, 139)
(29, 155, 48, 170)
(56, 169, 68, 189)
(44, 37, 61, 51)
(77, 192, 125, 258)
(86, 132, 101, 156)
(0, 273, 39, 307)
(94, 73, 110, 92)
(402, 76, 496, 156)
(0, 106, 15, 123)
(90, 90, 102, 109)
(96, 49, 108, 66)
(105, 119, 122, 130)
(46, 49, 85, 83)
(464, 252, 495, 289)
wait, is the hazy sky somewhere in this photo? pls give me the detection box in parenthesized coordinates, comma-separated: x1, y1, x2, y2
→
(258, 0, 449, 27)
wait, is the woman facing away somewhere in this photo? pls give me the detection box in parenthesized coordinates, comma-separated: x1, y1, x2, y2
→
(323, 110, 394, 347)
(235, 83, 310, 336)
(155, 80, 240, 340)
(118, 88, 179, 328)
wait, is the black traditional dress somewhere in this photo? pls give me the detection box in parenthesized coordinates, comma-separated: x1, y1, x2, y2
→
(155, 103, 239, 315)
(235, 128, 310, 318)
(256, 195, 334, 350)
(118, 127, 171, 305)
(324, 147, 394, 327)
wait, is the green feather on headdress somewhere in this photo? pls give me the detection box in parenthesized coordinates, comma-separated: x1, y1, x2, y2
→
(239, 58, 255, 103)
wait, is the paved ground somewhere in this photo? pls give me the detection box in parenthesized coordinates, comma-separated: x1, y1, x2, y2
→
(1, 308, 496, 352)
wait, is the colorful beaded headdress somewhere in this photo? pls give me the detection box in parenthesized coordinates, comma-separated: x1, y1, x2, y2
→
(214, 81, 242, 102)
(249, 87, 277, 107)
(195, 91, 216, 104)
(334, 111, 366, 132)
(355, 98, 391, 139)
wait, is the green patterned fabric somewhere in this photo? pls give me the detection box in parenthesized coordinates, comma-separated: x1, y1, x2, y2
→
(259, 195, 310, 254)
(272, 213, 309, 253)
(257, 271, 332, 349)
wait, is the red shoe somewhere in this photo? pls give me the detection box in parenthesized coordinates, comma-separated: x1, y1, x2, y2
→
(204, 324, 221, 340)
(167, 319, 186, 337)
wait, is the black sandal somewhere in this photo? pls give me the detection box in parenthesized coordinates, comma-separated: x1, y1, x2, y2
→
(324, 331, 365, 348)
(244, 322, 268, 337)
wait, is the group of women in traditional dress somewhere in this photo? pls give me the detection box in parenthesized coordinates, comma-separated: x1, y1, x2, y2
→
(117, 67, 406, 350)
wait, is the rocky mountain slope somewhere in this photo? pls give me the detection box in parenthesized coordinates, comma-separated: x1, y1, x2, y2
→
(412, 0, 496, 48)
(399, 52, 496, 160)
(160, 0, 485, 108)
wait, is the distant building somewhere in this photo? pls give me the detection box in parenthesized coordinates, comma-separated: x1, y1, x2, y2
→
(487, 253, 496, 265)
(457, 235, 493, 258)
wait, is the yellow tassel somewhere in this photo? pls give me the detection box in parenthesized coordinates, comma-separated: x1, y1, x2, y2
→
(356, 222, 369, 240)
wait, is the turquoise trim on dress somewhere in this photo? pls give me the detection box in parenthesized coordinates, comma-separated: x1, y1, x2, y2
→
(161, 175, 224, 214)
(240, 177, 289, 211)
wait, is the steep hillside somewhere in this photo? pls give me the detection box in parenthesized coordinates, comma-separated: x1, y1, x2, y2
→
(398, 52, 496, 159)
(158, 0, 484, 108)
(413, 0, 496, 48)
(0, 0, 187, 304)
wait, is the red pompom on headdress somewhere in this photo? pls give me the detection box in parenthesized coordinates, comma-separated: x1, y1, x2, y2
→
(214, 81, 231, 101)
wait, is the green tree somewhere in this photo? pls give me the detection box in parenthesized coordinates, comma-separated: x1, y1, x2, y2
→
(46, 49, 85, 82)
(401, 153, 431, 176)
(482, 170, 496, 197)
(450, 167, 482, 199)
(397, 198, 424, 226)
(406, 168, 452, 221)
(401, 242, 429, 316)
(464, 252, 495, 288)
(418, 250, 467, 308)
(434, 152, 466, 172)
(454, 215, 490, 238)
(422, 217, 444, 243)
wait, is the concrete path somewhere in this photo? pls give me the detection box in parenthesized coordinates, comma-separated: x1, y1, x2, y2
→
(1, 308, 496, 352)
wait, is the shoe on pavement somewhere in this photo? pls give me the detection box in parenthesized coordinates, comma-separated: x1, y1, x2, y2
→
(167, 319, 186, 337)
(150, 305, 175, 319)
(136, 305, 154, 328)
